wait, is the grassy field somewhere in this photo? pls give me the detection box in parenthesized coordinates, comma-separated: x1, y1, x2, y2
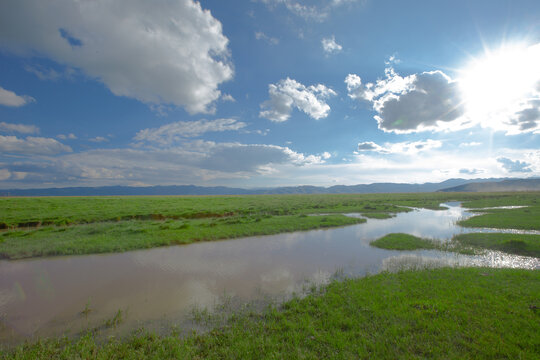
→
(0, 192, 539, 259)
(457, 193, 540, 230)
(0, 214, 364, 259)
(3, 267, 539, 359)
(454, 233, 540, 258)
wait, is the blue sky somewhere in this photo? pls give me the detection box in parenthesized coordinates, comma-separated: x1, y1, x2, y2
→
(0, 0, 539, 189)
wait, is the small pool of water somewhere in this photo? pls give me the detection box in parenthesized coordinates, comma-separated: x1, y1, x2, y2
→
(0, 202, 538, 345)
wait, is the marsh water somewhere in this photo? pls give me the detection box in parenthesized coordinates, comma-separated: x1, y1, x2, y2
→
(0, 203, 538, 345)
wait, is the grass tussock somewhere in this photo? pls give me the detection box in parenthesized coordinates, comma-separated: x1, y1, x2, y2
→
(370, 233, 440, 251)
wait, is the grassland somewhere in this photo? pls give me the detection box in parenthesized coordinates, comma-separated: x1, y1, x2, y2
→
(457, 193, 540, 230)
(0, 214, 364, 259)
(3, 267, 539, 359)
(454, 233, 540, 258)
(1, 192, 539, 259)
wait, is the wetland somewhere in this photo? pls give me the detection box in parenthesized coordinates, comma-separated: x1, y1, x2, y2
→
(0, 192, 539, 358)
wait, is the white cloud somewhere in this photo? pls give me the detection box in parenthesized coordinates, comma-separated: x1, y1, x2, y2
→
(24, 64, 75, 81)
(0, 0, 233, 114)
(0, 86, 35, 107)
(221, 94, 236, 102)
(346, 68, 466, 133)
(0, 122, 39, 134)
(57, 133, 77, 140)
(459, 141, 482, 147)
(260, 78, 337, 122)
(0, 135, 72, 155)
(89, 136, 108, 143)
(357, 140, 442, 155)
(497, 157, 532, 173)
(134, 119, 247, 145)
(260, 0, 360, 21)
(321, 36, 342, 54)
(255, 32, 279, 45)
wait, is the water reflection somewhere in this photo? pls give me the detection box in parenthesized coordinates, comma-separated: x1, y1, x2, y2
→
(0, 202, 538, 345)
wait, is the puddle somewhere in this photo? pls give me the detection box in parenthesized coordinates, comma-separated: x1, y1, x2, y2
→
(0, 202, 538, 346)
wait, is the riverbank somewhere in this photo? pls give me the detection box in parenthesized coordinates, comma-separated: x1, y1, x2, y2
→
(3, 267, 539, 359)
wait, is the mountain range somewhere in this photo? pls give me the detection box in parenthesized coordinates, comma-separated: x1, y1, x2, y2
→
(1, 178, 539, 197)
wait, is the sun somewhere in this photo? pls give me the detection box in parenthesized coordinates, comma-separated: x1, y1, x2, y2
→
(458, 43, 540, 119)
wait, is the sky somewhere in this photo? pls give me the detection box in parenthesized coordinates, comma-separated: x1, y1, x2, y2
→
(0, 0, 539, 189)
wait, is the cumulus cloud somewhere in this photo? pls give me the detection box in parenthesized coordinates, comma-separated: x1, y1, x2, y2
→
(497, 157, 532, 173)
(357, 140, 442, 155)
(346, 67, 466, 133)
(0, 0, 233, 114)
(321, 36, 342, 54)
(0, 122, 39, 134)
(0, 135, 72, 155)
(260, 78, 336, 122)
(134, 119, 247, 145)
(0, 86, 35, 107)
(255, 32, 279, 45)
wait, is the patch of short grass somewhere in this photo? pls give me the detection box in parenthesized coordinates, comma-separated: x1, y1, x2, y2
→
(454, 233, 540, 258)
(370, 233, 440, 251)
(3, 268, 539, 359)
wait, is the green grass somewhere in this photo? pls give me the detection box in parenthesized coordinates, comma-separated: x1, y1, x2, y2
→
(3, 267, 539, 359)
(454, 233, 540, 258)
(459, 193, 540, 230)
(1, 192, 539, 258)
(370, 233, 440, 250)
(0, 214, 364, 259)
(458, 205, 540, 230)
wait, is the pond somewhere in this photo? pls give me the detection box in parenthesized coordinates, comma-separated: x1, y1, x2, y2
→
(0, 202, 538, 345)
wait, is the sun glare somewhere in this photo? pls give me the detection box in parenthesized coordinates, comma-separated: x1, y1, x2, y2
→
(459, 43, 540, 118)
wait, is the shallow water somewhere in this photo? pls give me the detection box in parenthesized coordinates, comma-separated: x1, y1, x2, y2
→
(0, 202, 538, 345)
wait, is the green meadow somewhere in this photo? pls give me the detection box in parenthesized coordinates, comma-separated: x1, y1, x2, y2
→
(1, 192, 539, 358)
(1, 192, 538, 259)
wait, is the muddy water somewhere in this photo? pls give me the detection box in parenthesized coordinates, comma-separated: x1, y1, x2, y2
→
(0, 203, 538, 345)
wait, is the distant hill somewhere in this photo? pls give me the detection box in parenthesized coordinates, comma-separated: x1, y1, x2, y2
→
(0, 178, 528, 197)
(438, 178, 540, 192)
